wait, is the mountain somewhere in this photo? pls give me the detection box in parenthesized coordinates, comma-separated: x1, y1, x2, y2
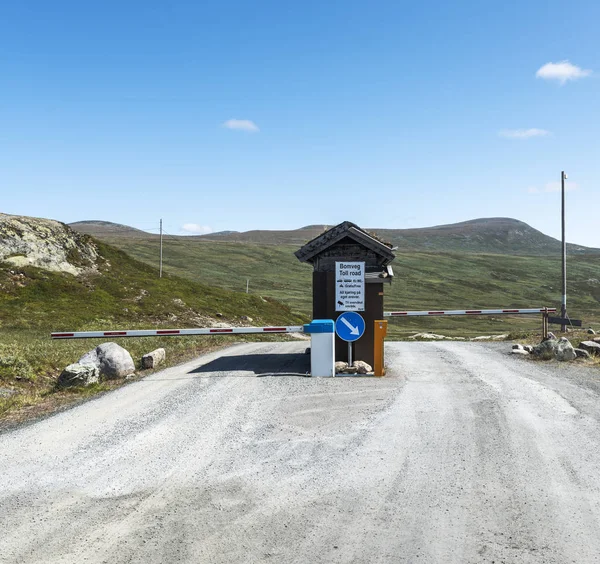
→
(72, 218, 596, 256)
(68, 220, 149, 238)
(0, 213, 306, 332)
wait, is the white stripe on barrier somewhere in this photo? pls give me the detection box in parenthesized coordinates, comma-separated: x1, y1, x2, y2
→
(384, 308, 556, 317)
(51, 326, 305, 339)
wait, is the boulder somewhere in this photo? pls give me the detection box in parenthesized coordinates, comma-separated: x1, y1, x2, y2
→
(58, 363, 99, 387)
(547, 332, 557, 340)
(523, 345, 533, 353)
(335, 361, 348, 373)
(578, 341, 600, 356)
(141, 348, 166, 369)
(353, 361, 373, 374)
(556, 337, 577, 361)
(79, 342, 135, 379)
(574, 348, 591, 359)
(512, 344, 524, 350)
(532, 338, 576, 361)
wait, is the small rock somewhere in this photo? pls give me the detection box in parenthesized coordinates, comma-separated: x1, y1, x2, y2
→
(512, 349, 530, 356)
(344, 366, 358, 374)
(587, 328, 596, 335)
(574, 348, 591, 359)
(58, 363, 99, 387)
(353, 360, 373, 374)
(215, 313, 223, 318)
(578, 341, 600, 356)
(142, 348, 166, 369)
(523, 345, 533, 353)
(408, 333, 447, 340)
(512, 344, 524, 350)
(335, 361, 348, 373)
(547, 332, 557, 340)
(240, 315, 253, 322)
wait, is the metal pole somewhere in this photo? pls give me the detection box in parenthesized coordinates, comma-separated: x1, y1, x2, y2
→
(159, 219, 163, 278)
(561, 172, 567, 332)
(348, 342, 352, 368)
(246, 278, 249, 293)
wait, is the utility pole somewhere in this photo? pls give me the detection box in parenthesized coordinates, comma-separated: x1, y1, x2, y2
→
(561, 171, 567, 332)
(159, 219, 163, 279)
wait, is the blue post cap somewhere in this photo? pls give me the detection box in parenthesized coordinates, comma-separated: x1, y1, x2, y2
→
(303, 319, 335, 334)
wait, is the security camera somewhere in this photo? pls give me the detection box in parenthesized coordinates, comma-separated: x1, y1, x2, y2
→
(564, 173, 568, 179)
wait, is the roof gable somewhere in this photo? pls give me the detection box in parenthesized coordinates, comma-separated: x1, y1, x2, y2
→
(295, 221, 395, 264)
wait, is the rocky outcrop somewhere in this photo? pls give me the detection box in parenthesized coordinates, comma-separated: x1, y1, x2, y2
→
(79, 342, 135, 379)
(58, 363, 99, 387)
(142, 348, 166, 369)
(0, 213, 98, 275)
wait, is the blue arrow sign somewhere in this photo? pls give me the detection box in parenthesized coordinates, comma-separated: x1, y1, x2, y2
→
(335, 312, 365, 342)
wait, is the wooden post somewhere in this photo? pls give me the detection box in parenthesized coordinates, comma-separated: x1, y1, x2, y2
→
(373, 320, 387, 377)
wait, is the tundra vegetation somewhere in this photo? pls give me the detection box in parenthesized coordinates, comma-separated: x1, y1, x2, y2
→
(76, 223, 600, 341)
(0, 239, 307, 426)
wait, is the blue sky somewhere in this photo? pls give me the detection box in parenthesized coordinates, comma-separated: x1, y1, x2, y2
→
(1, 0, 598, 245)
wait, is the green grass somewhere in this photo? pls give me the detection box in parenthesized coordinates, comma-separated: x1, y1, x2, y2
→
(94, 234, 600, 339)
(0, 240, 308, 423)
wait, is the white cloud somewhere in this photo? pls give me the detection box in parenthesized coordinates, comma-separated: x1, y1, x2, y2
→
(181, 223, 213, 234)
(499, 128, 550, 139)
(528, 181, 578, 194)
(536, 61, 592, 84)
(222, 119, 260, 132)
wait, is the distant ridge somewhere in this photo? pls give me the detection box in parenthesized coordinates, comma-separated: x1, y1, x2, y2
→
(69, 218, 599, 256)
(69, 220, 149, 237)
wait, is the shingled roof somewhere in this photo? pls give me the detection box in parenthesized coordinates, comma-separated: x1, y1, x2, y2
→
(294, 221, 395, 264)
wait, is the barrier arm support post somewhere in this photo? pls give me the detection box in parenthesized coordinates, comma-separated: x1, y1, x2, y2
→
(374, 320, 387, 377)
(542, 307, 549, 340)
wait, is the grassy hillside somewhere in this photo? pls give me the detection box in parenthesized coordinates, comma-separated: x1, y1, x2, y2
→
(0, 239, 307, 424)
(68, 230, 600, 339)
(74, 218, 598, 256)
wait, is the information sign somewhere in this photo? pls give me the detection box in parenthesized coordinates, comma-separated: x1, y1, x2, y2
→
(335, 261, 365, 311)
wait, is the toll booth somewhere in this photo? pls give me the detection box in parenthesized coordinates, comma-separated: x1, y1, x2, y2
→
(295, 221, 395, 367)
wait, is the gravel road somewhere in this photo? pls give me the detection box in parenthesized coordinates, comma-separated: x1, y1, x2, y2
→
(2, 340, 600, 563)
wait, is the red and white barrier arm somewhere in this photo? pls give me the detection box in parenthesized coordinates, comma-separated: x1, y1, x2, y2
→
(384, 308, 556, 317)
(51, 326, 305, 339)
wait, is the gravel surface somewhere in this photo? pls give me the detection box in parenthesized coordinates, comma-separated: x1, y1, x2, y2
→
(1, 340, 600, 563)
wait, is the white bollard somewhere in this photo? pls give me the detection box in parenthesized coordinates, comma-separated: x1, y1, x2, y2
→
(303, 320, 335, 377)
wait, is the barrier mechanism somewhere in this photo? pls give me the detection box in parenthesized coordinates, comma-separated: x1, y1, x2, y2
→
(303, 320, 335, 377)
(51, 326, 305, 339)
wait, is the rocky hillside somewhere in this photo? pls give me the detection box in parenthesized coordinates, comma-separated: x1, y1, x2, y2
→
(1, 213, 98, 275)
(0, 213, 307, 331)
